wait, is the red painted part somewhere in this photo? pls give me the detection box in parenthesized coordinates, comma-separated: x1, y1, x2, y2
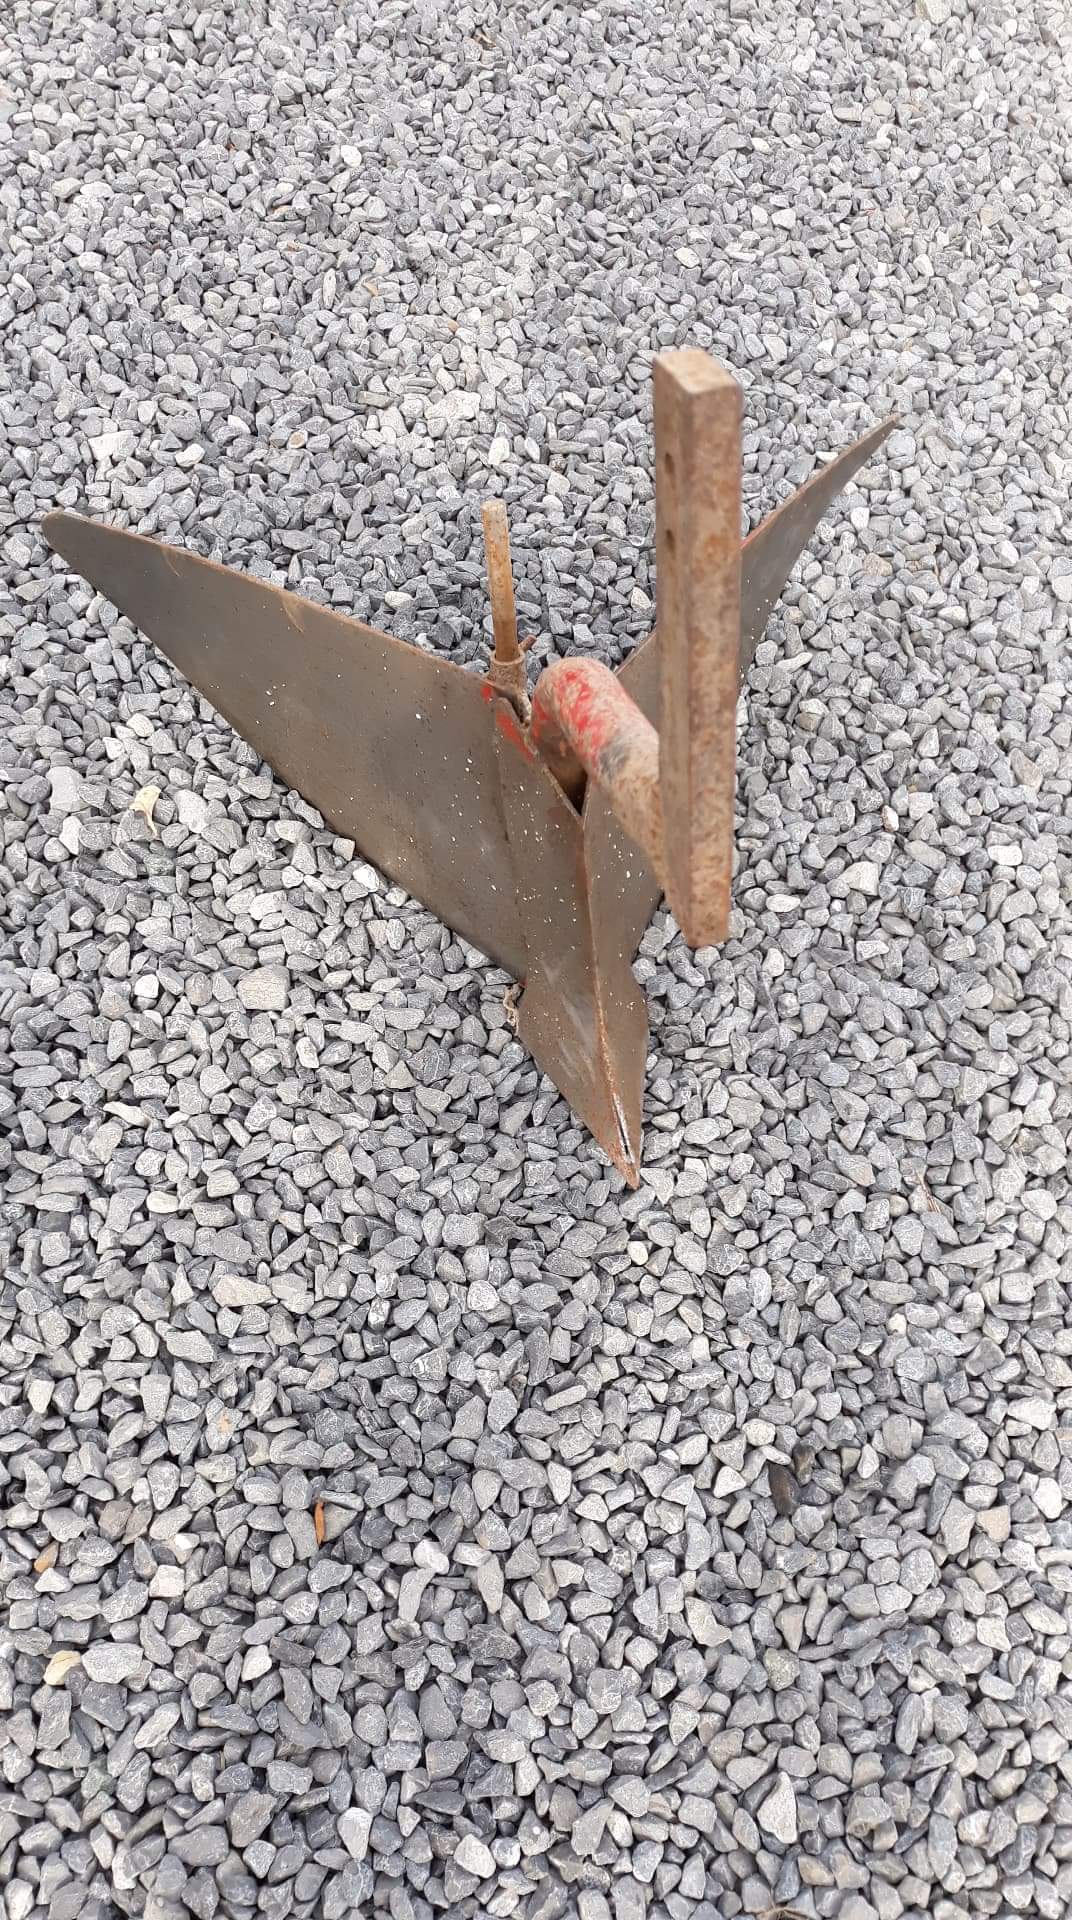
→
(530, 657, 630, 770)
(530, 657, 664, 879)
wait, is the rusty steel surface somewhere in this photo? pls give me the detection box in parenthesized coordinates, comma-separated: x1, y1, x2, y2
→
(653, 352, 741, 948)
(43, 354, 896, 1184)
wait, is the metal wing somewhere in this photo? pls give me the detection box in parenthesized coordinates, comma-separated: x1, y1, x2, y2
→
(43, 512, 527, 979)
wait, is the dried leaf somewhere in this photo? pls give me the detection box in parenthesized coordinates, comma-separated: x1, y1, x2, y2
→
(44, 1650, 81, 1686)
(313, 1500, 325, 1546)
(131, 784, 161, 837)
(34, 1542, 59, 1574)
(916, 1173, 951, 1219)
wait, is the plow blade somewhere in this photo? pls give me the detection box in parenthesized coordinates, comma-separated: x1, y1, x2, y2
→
(44, 355, 895, 1182)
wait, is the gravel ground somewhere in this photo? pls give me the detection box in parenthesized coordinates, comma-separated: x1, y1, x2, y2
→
(2, 3, 1072, 1918)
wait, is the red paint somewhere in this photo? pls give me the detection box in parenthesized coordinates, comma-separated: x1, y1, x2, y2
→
(529, 656, 664, 878)
(531, 658, 629, 767)
(490, 694, 535, 759)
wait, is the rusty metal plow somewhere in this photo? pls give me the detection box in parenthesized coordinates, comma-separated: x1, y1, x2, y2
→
(45, 352, 894, 1185)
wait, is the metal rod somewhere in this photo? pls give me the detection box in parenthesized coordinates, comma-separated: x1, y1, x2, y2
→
(481, 500, 529, 717)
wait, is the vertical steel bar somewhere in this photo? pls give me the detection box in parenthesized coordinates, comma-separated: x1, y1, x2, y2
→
(653, 352, 741, 947)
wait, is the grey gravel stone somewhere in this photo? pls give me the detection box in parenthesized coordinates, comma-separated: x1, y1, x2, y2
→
(228, 1795, 276, 1850)
(338, 1809, 371, 1862)
(172, 1829, 228, 1870)
(80, 1644, 144, 1684)
(237, 965, 290, 1012)
(175, 788, 210, 833)
(757, 1773, 798, 1845)
(425, 1740, 467, 1779)
(454, 1834, 496, 1878)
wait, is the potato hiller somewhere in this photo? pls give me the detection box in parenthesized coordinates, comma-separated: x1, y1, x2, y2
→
(45, 352, 894, 1185)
